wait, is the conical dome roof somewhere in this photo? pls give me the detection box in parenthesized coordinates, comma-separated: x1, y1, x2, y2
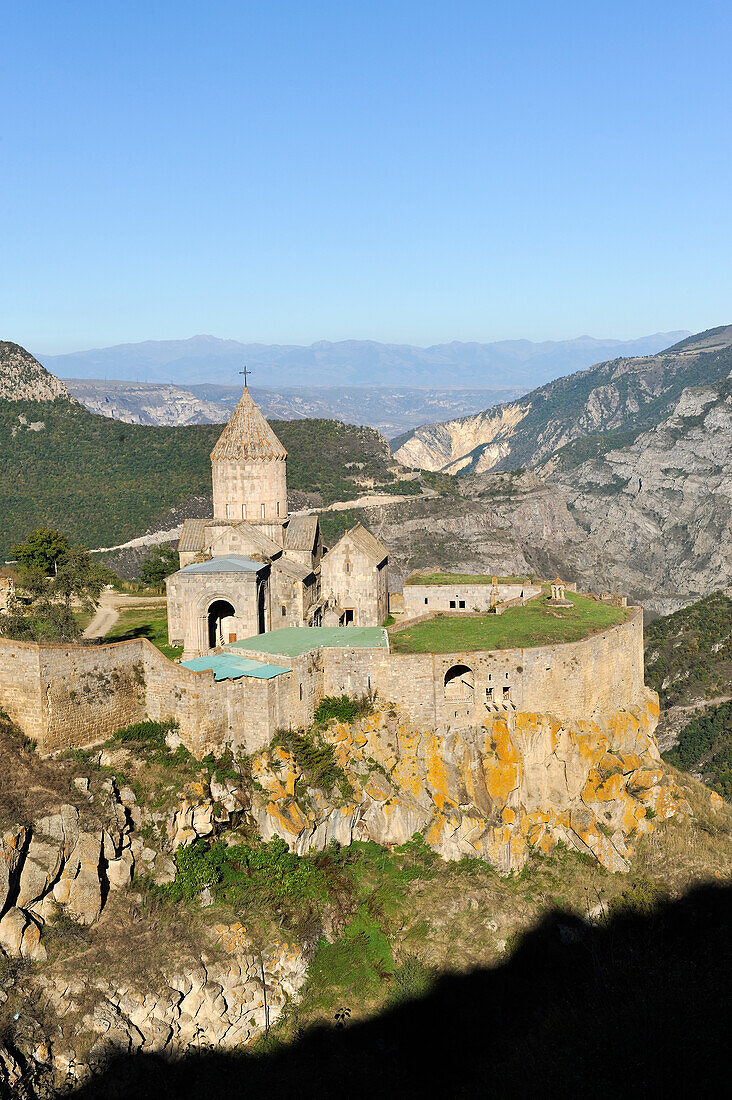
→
(210, 387, 287, 462)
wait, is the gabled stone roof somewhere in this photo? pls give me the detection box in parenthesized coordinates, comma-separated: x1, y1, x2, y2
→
(343, 523, 388, 565)
(272, 557, 313, 582)
(209, 520, 282, 558)
(284, 515, 319, 551)
(178, 518, 208, 553)
(210, 387, 287, 462)
(178, 518, 282, 558)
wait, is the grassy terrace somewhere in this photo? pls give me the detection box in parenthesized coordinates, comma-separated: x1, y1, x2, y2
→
(104, 605, 183, 661)
(389, 592, 631, 653)
(404, 572, 531, 585)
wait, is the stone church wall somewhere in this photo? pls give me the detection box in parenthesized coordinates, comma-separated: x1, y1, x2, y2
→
(321, 539, 388, 626)
(402, 582, 542, 618)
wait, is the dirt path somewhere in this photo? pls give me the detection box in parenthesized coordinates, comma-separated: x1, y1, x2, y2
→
(83, 593, 167, 641)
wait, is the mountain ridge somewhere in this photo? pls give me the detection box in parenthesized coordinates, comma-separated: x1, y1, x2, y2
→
(393, 326, 732, 473)
(39, 331, 689, 389)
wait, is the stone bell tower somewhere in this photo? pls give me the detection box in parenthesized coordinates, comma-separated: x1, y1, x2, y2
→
(210, 379, 289, 545)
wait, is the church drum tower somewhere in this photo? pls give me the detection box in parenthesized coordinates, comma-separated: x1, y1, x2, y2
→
(210, 382, 289, 546)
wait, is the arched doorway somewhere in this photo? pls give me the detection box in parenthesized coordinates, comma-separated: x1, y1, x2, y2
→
(208, 599, 236, 649)
(444, 663, 474, 700)
(257, 580, 267, 635)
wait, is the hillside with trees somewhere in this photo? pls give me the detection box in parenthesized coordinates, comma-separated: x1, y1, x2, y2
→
(0, 395, 396, 558)
(645, 591, 732, 709)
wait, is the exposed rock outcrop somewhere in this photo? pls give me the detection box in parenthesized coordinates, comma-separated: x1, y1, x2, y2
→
(0, 790, 134, 957)
(0, 341, 71, 402)
(30, 935, 307, 1091)
(243, 696, 687, 875)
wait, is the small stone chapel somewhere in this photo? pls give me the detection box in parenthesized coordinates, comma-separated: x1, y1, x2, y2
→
(166, 382, 389, 658)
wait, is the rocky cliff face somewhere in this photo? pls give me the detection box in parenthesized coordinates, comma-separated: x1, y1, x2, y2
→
(247, 697, 686, 876)
(393, 327, 732, 474)
(0, 342, 71, 402)
(543, 377, 732, 608)
(386, 328, 732, 609)
(64, 380, 228, 426)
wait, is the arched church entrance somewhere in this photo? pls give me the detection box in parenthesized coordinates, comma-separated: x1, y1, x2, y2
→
(208, 599, 236, 649)
(444, 663, 474, 700)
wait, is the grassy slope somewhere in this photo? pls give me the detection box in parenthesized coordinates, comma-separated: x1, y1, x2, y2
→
(644, 591, 732, 709)
(0, 399, 393, 557)
(389, 592, 629, 653)
(104, 604, 182, 661)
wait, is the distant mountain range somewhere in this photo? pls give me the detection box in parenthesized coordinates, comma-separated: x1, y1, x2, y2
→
(40, 331, 689, 390)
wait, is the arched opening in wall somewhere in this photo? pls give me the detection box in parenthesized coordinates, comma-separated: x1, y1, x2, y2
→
(444, 663, 474, 700)
(257, 582, 266, 635)
(208, 600, 236, 649)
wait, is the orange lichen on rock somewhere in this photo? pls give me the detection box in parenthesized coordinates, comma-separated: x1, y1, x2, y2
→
(482, 719, 522, 807)
(240, 691, 686, 877)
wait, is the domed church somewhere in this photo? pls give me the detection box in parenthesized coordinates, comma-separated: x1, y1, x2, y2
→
(166, 383, 389, 659)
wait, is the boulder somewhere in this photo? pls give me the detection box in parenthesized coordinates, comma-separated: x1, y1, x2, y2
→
(16, 837, 63, 910)
(53, 831, 103, 925)
(0, 825, 27, 913)
(0, 906, 46, 961)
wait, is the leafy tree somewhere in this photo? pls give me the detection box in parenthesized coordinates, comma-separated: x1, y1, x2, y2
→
(0, 535, 106, 643)
(11, 527, 69, 575)
(138, 544, 179, 588)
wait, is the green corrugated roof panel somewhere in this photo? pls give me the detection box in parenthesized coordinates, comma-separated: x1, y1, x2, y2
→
(226, 625, 389, 658)
(181, 655, 291, 681)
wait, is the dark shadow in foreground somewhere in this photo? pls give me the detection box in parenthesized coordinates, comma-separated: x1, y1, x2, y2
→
(70, 883, 731, 1100)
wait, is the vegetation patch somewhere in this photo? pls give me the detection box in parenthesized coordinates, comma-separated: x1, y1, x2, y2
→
(273, 725, 355, 802)
(663, 702, 732, 800)
(645, 591, 732, 708)
(0, 399, 397, 557)
(104, 604, 183, 661)
(390, 592, 630, 653)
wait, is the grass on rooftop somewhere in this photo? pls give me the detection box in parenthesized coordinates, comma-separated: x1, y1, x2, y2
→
(389, 592, 630, 653)
(104, 605, 183, 661)
(404, 572, 533, 585)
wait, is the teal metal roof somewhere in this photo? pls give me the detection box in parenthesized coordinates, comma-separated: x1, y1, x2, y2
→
(227, 625, 388, 658)
(178, 555, 266, 575)
(181, 655, 291, 681)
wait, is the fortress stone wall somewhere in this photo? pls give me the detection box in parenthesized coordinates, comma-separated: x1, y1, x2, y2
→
(0, 609, 645, 759)
(0, 638, 321, 757)
(321, 609, 644, 730)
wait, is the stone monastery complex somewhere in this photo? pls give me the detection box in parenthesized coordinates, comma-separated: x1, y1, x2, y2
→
(167, 383, 389, 658)
(0, 385, 686, 874)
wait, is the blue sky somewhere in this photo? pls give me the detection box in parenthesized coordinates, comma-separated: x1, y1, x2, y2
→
(1, 0, 730, 352)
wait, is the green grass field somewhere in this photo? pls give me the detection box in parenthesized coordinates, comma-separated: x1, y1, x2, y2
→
(404, 572, 531, 585)
(104, 605, 182, 661)
(389, 592, 630, 653)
